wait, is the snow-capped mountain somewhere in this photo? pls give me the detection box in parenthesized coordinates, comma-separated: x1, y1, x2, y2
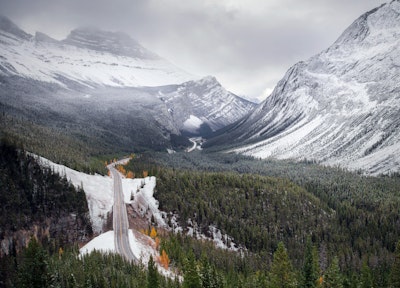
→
(209, 1, 400, 175)
(0, 16, 193, 87)
(0, 16, 255, 149)
(154, 76, 255, 134)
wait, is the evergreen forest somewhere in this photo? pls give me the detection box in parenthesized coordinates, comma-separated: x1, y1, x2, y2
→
(1, 141, 400, 287)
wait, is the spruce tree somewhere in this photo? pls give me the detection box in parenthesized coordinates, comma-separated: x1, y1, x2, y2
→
(270, 241, 297, 288)
(17, 237, 49, 288)
(301, 237, 319, 288)
(359, 260, 374, 288)
(390, 240, 400, 288)
(322, 257, 343, 288)
(200, 257, 213, 288)
(183, 252, 201, 288)
(147, 255, 159, 288)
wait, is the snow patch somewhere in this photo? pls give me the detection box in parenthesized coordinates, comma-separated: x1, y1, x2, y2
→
(130, 176, 167, 227)
(182, 115, 204, 133)
(80, 229, 176, 278)
(80, 231, 115, 255)
(37, 156, 112, 234)
(178, 218, 244, 252)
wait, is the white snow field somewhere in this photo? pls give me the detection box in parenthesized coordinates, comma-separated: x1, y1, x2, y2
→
(0, 27, 194, 88)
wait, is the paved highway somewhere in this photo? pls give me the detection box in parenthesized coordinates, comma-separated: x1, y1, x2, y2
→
(109, 165, 137, 262)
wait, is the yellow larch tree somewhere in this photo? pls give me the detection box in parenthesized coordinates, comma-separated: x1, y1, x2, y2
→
(159, 249, 170, 270)
(150, 227, 157, 239)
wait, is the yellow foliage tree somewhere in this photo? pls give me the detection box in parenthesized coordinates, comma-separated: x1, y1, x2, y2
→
(155, 237, 160, 250)
(58, 247, 64, 260)
(126, 171, 135, 179)
(159, 249, 170, 270)
(150, 227, 157, 239)
(117, 165, 126, 175)
(143, 170, 149, 178)
(319, 276, 323, 286)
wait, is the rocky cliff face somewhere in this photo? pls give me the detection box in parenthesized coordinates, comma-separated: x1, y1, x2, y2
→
(63, 27, 159, 60)
(155, 76, 256, 134)
(211, 1, 400, 175)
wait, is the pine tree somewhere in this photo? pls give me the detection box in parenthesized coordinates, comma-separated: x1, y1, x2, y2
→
(359, 260, 374, 288)
(147, 255, 159, 288)
(322, 257, 343, 288)
(270, 241, 297, 288)
(200, 258, 213, 288)
(17, 237, 49, 288)
(301, 237, 320, 288)
(390, 240, 400, 288)
(183, 252, 201, 288)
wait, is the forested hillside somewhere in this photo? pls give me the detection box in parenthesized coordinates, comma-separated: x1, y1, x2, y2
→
(0, 139, 92, 257)
(124, 151, 400, 287)
(1, 140, 399, 287)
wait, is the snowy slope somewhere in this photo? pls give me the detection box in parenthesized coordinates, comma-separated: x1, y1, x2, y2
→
(155, 76, 256, 133)
(37, 156, 113, 233)
(0, 17, 193, 87)
(0, 16, 255, 142)
(217, 1, 400, 175)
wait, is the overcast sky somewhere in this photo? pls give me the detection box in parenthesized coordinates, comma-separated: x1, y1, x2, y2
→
(0, 0, 388, 102)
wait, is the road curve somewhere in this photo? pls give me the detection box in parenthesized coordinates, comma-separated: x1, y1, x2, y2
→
(109, 165, 137, 263)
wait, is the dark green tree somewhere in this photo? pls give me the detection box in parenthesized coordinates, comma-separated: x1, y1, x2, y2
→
(200, 257, 213, 288)
(270, 242, 297, 288)
(183, 252, 201, 288)
(147, 255, 159, 288)
(359, 260, 374, 288)
(17, 237, 49, 288)
(301, 237, 320, 288)
(200, 255, 223, 288)
(322, 257, 343, 288)
(390, 240, 400, 288)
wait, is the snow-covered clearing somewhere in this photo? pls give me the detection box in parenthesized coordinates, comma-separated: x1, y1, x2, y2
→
(37, 156, 113, 234)
(80, 229, 176, 278)
(79, 231, 115, 255)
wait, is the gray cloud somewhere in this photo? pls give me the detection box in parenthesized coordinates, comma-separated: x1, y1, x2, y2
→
(0, 0, 388, 101)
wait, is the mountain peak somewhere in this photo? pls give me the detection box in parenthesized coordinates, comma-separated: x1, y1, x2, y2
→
(0, 15, 31, 40)
(210, 1, 400, 175)
(63, 27, 159, 59)
(333, 1, 400, 47)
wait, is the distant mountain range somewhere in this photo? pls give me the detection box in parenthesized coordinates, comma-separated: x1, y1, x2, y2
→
(207, 0, 400, 175)
(1, 0, 399, 176)
(0, 15, 255, 153)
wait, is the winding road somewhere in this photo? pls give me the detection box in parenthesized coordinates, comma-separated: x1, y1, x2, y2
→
(109, 165, 137, 263)
(187, 137, 203, 152)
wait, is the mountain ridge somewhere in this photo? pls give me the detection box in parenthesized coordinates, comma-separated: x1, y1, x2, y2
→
(62, 27, 160, 60)
(0, 16, 255, 156)
(207, 1, 400, 175)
